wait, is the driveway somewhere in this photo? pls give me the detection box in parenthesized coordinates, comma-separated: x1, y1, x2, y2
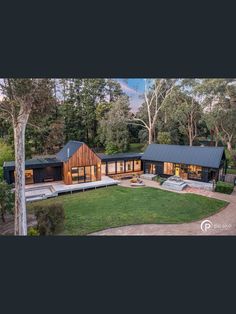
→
(91, 180, 236, 236)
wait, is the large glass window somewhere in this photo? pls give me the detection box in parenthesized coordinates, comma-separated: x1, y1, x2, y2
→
(188, 165, 202, 180)
(78, 167, 85, 183)
(134, 160, 141, 171)
(126, 160, 133, 172)
(25, 170, 34, 184)
(101, 162, 106, 175)
(117, 161, 124, 173)
(85, 166, 91, 182)
(164, 162, 174, 175)
(108, 162, 116, 174)
(145, 163, 156, 174)
(71, 166, 97, 184)
(91, 166, 97, 182)
(71, 167, 79, 184)
(180, 164, 188, 179)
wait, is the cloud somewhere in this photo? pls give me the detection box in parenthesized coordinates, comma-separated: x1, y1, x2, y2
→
(116, 79, 144, 112)
(118, 79, 140, 95)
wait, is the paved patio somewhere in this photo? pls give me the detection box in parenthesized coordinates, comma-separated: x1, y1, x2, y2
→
(91, 179, 236, 236)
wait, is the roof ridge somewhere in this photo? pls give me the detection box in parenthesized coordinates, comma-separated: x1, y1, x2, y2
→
(150, 143, 224, 149)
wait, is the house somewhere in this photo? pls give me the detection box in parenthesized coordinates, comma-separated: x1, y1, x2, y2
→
(3, 141, 143, 185)
(98, 152, 143, 177)
(3, 142, 226, 185)
(141, 144, 226, 182)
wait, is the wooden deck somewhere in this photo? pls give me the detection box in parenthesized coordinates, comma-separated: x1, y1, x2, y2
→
(24, 176, 119, 202)
(109, 171, 143, 180)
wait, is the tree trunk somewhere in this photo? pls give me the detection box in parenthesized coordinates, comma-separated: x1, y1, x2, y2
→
(148, 128, 152, 144)
(189, 131, 193, 146)
(1, 212, 5, 223)
(227, 141, 232, 151)
(14, 122, 27, 236)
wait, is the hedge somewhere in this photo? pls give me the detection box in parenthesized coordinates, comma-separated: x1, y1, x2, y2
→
(0, 167, 3, 181)
(215, 181, 234, 194)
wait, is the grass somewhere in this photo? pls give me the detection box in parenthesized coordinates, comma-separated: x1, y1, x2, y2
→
(227, 168, 236, 175)
(28, 186, 228, 235)
(127, 143, 146, 152)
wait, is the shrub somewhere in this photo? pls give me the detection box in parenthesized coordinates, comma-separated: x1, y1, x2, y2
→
(215, 181, 234, 194)
(0, 167, 3, 181)
(226, 149, 236, 167)
(154, 176, 167, 185)
(105, 143, 119, 155)
(0, 140, 14, 167)
(159, 177, 167, 185)
(0, 181, 14, 222)
(28, 227, 40, 236)
(33, 202, 65, 235)
(157, 132, 172, 144)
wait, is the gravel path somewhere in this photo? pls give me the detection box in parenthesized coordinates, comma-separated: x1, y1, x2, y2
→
(90, 180, 236, 236)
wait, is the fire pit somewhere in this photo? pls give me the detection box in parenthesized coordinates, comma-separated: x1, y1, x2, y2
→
(130, 177, 145, 187)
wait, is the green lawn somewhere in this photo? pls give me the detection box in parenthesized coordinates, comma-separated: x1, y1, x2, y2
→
(28, 186, 227, 235)
(227, 168, 236, 175)
(127, 143, 146, 152)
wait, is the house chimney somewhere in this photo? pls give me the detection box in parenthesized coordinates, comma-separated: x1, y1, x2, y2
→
(67, 148, 70, 158)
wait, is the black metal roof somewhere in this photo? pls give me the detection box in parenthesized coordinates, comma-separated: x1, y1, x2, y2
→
(98, 152, 143, 161)
(56, 140, 84, 162)
(141, 144, 225, 168)
(3, 157, 62, 170)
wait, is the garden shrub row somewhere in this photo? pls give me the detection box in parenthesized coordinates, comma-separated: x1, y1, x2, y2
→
(154, 176, 167, 185)
(29, 202, 65, 235)
(215, 181, 234, 194)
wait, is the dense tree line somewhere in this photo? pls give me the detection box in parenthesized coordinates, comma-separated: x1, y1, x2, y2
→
(1, 79, 235, 158)
(132, 79, 236, 151)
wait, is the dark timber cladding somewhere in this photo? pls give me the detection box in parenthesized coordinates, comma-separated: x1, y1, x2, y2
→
(98, 152, 143, 176)
(141, 144, 226, 182)
(3, 158, 63, 184)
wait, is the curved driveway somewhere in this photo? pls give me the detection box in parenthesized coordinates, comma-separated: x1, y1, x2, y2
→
(90, 180, 236, 236)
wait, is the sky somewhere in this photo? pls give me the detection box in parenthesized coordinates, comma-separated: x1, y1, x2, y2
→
(0, 78, 146, 111)
(117, 79, 145, 111)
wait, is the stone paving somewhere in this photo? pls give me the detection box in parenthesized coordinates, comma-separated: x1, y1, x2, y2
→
(90, 179, 236, 236)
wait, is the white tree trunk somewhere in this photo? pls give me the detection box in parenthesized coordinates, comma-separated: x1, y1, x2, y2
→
(227, 141, 232, 151)
(14, 121, 27, 236)
(148, 128, 153, 144)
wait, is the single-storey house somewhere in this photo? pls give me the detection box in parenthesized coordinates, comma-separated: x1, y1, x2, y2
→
(3, 141, 142, 185)
(3, 141, 226, 185)
(141, 144, 226, 182)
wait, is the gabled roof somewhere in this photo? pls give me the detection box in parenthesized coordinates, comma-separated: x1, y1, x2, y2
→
(97, 152, 143, 161)
(141, 144, 225, 168)
(56, 141, 84, 162)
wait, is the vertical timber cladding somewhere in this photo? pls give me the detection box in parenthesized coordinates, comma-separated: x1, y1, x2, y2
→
(63, 143, 102, 184)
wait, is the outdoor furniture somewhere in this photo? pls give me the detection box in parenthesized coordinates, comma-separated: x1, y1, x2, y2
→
(44, 177, 54, 182)
(130, 182, 145, 186)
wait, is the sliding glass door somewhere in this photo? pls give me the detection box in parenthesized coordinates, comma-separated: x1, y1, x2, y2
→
(85, 166, 91, 182)
(71, 167, 79, 184)
(71, 165, 97, 184)
(78, 167, 85, 183)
